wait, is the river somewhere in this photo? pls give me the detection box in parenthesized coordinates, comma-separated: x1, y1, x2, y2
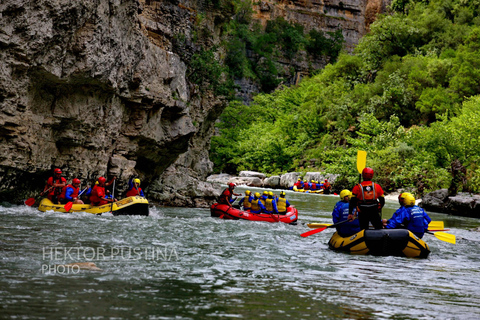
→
(1, 186, 480, 319)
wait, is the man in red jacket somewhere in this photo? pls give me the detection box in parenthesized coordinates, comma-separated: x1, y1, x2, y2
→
(348, 167, 385, 230)
(41, 168, 67, 203)
(89, 177, 116, 206)
(219, 183, 241, 207)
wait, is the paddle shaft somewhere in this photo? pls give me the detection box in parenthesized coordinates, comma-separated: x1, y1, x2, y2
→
(110, 179, 116, 213)
(301, 219, 351, 237)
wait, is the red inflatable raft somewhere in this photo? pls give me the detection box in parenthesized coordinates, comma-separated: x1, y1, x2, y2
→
(210, 203, 298, 224)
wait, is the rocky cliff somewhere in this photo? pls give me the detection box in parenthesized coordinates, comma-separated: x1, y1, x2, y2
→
(0, 0, 388, 206)
(0, 0, 227, 205)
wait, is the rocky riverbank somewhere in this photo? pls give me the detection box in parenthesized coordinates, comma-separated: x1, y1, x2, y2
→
(420, 189, 480, 218)
(207, 171, 339, 190)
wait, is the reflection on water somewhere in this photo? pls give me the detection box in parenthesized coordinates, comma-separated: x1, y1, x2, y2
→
(1, 188, 480, 319)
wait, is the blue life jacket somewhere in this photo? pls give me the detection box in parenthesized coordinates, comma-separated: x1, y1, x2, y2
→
(332, 201, 361, 237)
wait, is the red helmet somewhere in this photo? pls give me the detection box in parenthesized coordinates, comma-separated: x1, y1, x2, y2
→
(325, 179, 328, 181)
(72, 178, 81, 184)
(228, 182, 236, 188)
(98, 177, 106, 184)
(54, 168, 62, 174)
(362, 167, 374, 180)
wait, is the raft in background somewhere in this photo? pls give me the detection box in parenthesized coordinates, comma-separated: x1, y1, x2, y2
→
(38, 196, 149, 216)
(292, 186, 324, 194)
(210, 203, 298, 224)
(328, 229, 430, 258)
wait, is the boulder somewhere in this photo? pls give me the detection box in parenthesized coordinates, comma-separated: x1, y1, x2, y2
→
(420, 189, 449, 212)
(280, 172, 301, 188)
(239, 171, 266, 179)
(229, 177, 263, 187)
(206, 174, 234, 185)
(263, 175, 281, 188)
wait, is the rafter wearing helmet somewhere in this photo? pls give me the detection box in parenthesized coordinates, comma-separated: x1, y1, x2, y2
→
(348, 167, 385, 230)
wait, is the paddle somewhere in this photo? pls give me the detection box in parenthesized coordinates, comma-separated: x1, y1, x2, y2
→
(425, 230, 456, 244)
(25, 186, 55, 206)
(64, 187, 88, 212)
(428, 221, 444, 230)
(357, 150, 367, 183)
(301, 219, 350, 237)
(110, 179, 116, 213)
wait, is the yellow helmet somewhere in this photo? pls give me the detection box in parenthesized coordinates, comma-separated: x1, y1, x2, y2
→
(245, 190, 251, 195)
(268, 191, 274, 196)
(340, 189, 352, 200)
(403, 194, 416, 206)
(304, 180, 307, 182)
(134, 178, 141, 185)
(254, 192, 260, 198)
(311, 180, 315, 182)
(280, 191, 286, 197)
(398, 192, 413, 204)
(263, 191, 269, 195)
(297, 178, 301, 181)
(95, 181, 99, 185)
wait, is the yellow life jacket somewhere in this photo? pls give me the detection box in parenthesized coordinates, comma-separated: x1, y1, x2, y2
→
(277, 198, 287, 213)
(265, 198, 274, 212)
(251, 199, 261, 212)
(243, 196, 251, 209)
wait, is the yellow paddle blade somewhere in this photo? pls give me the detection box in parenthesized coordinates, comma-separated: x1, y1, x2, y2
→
(357, 150, 367, 174)
(307, 223, 332, 229)
(432, 231, 456, 244)
(428, 221, 444, 230)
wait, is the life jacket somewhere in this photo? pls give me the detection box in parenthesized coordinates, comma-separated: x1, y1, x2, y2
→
(323, 182, 331, 189)
(311, 183, 317, 190)
(303, 183, 310, 190)
(251, 198, 262, 212)
(277, 198, 287, 213)
(89, 185, 105, 205)
(356, 181, 378, 205)
(126, 187, 143, 197)
(265, 198, 274, 212)
(243, 196, 251, 209)
(59, 184, 79, 201)
(219, 188, 232, 204)
(47, 176, 67, 196)
(405, 206, 427, 236)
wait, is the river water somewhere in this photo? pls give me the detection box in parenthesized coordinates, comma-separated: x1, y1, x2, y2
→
(1, 187, 480, 319)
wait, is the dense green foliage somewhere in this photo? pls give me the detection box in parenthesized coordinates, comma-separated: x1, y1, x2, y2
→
(223, 3, 345, 92)
(211, 0, 480, 194)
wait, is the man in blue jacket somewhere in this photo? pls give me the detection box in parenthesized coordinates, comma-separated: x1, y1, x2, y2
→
(385, 194, 431, 238)
(332, 189, 361, 237)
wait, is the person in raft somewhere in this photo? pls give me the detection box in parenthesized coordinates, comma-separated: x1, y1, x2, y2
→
(238, 190, 253, 211)
(58, 178, 84, 205)
(276, 191, 291, 215)
(382, 192, 413, 227)
(333, 190, 361, 237)
(310, 180, 317, 191)
(219, 183, 241, 207)
(348, 167, 385, 230)
(263, 191, 278, 214)
(385, 194, 431, 238)
(293, 178, 303, 190)
(250, 192, 266, 214)
(322, 179, 332, 194)
(41, 168, 67, 203)
(89, 177, 117, 206)
(126, 177, 145, 197)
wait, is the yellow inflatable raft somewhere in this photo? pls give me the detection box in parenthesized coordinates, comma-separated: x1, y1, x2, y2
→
(38, 196, 149, 216)
(328, 229, 430, 258)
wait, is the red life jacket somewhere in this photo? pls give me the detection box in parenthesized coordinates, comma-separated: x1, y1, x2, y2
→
(89, 185, 105, 205)
(303, 183, 310, 190)
(219, 188, 232, 204)
(47, 176, 67, 196)
(58, 184, 79, 201)
(126, 187, 143, 197)
(311, 183, 317, 190)
(356, 181, 377, 204)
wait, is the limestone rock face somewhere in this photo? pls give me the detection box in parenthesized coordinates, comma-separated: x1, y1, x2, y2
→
(0, 0, 226, 205)
(280, 172, 301, 188)
(263, 175, 281, 188)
